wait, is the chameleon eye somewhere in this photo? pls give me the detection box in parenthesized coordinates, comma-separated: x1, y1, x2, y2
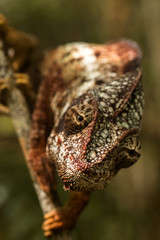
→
(64, 107, 92, 135)
(63, 97, 95, 136)
(77, 115, 84, 122)
(115, 134, 141, 169)
(128, 149, 136, 157)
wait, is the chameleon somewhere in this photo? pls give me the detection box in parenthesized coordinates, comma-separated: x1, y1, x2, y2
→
(31, 40, 143, 190)
(28, 39, 144, 234)
(0, 14, 144, 236)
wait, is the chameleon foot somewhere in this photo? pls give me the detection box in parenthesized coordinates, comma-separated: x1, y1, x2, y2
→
(42, 208, 75, 237)
(0, 73, 35, 110)
(0, 73, 31, 91)
(0, 78, 9, 91)
(14, 73, 31, 87)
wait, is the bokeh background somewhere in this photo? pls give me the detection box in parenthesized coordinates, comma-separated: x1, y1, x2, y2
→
(0, 0, 160, 239)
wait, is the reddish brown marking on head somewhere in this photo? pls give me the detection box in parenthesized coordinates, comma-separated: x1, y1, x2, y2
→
(46, 40, 143, 191)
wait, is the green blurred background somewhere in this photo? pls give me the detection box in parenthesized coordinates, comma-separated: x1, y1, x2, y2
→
(0, 0, 160, 239)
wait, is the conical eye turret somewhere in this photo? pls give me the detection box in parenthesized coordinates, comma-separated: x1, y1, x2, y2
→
(64, 96, 95, 136)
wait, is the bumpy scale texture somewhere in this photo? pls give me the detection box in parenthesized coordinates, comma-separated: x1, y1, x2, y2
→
(40, 39, 144, 191)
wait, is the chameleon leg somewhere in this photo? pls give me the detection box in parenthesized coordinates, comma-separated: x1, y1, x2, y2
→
(28, 77, 57, 194)
(42, 191, 91, 236)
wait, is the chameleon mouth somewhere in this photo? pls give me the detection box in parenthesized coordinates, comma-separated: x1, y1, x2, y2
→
(60, 161, 116, 191)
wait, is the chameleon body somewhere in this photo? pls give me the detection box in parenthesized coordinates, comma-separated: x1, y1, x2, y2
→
(0, 14, 144, 235)
(31, 39, 144, 192)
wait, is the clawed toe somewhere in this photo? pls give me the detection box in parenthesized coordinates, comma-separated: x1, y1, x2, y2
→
(14, 73, 31, 87)
(42, 209, 64, 237)
(0, 78, 9, 91)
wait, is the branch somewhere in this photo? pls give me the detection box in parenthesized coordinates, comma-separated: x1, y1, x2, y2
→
(0, 36, 72, 240)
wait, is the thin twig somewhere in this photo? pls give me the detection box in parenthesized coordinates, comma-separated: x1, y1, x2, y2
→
(0, 37, 72, 240)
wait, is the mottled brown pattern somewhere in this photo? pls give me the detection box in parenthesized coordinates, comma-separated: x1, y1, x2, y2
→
(91, 39, 142, 73)
(28, 65, 64, 194)
(1, 14, 144, 237)
(28, 39, 143, 233)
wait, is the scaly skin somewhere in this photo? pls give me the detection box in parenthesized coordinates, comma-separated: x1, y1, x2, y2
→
(44, 40, 144, 191)
(29, 39, 144, 234)
(0, 13, 144, 237)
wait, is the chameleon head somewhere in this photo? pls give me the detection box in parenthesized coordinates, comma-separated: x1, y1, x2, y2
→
(47, 70, 144, 191)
